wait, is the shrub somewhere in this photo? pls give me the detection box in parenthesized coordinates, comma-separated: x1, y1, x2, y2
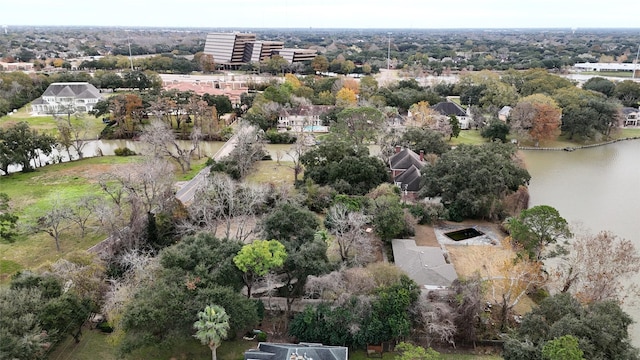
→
(264, 129, 296, 144)
(114, 147, 136, 156)
(256, 331, 267, 342)
(408, 202, 445, 225)
(97, 321, 114, 333)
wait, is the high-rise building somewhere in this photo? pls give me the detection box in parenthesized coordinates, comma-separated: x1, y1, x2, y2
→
(246, 41, 285, 63)
(204, 33, 316, 67)
(204, 33, 256, 65)
(274, 48, 318, 64)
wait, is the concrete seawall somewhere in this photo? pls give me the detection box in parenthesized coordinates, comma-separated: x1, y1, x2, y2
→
(518, 136, 640, 151)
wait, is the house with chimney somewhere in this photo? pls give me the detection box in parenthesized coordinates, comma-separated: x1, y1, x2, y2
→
(389, 146, 426, 200)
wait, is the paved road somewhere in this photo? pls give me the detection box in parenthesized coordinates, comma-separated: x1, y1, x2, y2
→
(175, 124, 254, 204)
(175, 132, 237, 204)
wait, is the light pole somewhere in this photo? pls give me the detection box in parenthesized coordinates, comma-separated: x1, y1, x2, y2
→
(387, 32, 392, 70)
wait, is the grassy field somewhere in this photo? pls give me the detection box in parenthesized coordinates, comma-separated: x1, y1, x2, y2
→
(246, 160, 297, 185)
(449, 129, 487, 146)
(0, 105, 106, 138)
(0, 156, 143, 281)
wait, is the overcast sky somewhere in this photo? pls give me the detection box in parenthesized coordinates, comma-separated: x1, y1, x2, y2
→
(2, 0, 639, 29)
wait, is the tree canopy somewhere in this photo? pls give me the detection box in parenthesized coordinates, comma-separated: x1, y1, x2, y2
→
(503, 293, 639, 360)
(300, 137, 389, 195)
(118, 233, 258, 354)
(398, 127, 450, 156)
(506, 205, 572, 260)
(0, 122, 56, 174)
(420, 143, 531, 220)
(233, 239, 287, 298)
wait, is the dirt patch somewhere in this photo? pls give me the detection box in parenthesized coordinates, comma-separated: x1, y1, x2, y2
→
(413, 224, 440, 247)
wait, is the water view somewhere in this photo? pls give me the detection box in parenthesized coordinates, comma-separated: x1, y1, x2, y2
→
(521, 139, 640, 346)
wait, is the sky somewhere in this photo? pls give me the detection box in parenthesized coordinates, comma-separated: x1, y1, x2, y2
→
(2, 0, 639, 29)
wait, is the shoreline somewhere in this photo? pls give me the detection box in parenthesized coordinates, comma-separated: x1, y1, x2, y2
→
(518, 136, 640, 152)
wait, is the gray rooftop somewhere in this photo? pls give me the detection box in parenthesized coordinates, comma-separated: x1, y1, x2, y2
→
(431, 101, 467, 117)
(391, 239, 458, 288)
(394, 165, 422, 192)
(42, 82, 102, 99)
(389, 148, 424, 171)
(245, 342, 348, 360)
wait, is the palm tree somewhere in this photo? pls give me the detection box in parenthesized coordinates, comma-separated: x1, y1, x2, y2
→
(193, 304, 230, 360)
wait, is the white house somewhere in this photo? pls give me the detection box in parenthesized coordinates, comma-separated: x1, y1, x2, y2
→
(623, 107, 640, 126)
(277, 105, 333, 133)
(498, 106, 512, 122)
(31, 82, 102, 114)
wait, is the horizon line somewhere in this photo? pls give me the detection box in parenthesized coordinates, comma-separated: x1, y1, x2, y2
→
(3, 25, 640, 31)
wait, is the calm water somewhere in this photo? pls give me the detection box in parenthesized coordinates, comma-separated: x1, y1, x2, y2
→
(521, 140, 640, 346)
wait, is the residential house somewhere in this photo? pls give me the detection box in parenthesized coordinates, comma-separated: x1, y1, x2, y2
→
(498, 106, 512, 122)
(244, 342, 348, 360)
(0, 61, 34, 71)
(31, 82, 102, 114)
(622, 107, 640, 126)
(431, 101, 471, 129)
(388, 146, 426, 199)
(391, 239, 458, 288)
(277, 105, 333, 133)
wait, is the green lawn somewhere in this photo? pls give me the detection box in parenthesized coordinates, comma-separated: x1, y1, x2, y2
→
(0, 156, 142, 281)
(448, 129, 487, 146)
(246, 160, 297, 185)
(0, 104, 105, 138)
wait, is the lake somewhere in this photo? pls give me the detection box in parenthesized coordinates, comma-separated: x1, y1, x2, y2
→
(521, 139, 640, 346)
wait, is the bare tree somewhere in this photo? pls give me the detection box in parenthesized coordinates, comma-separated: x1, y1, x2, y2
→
(189, 173, 268, 241)
(325, 204, 374, 266)
(305, 266, 378, 301)
(468, 239, 546, 331)
(98, 157, 177, 249)
(376, 125, 404, 165)
(148, 97, 176, 124)
(35, 196, 73, 251)
(46, 252, 106, 305)
(102, 250, 159, 327)
(411, 294, 457, 348)
(548, 229, 640, 304)
(227, 123, 264, 179)
(68, 195, 100, 238)
(509, 102, 536, 140)
(256, 271, 281, 310)
(449, 275, 483, 345)
(284, 134, 311, 183)
(431, 115, 453, 137)
(139, 120, 202, 173)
